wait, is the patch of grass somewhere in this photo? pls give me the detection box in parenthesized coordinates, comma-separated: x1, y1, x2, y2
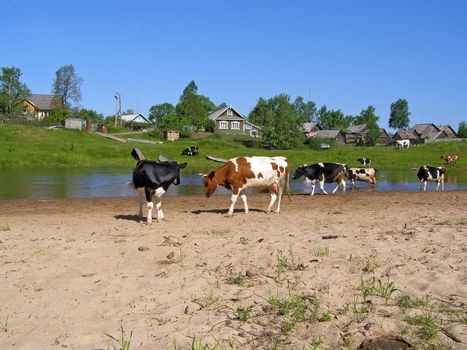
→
(205, 228, 231, 236)
(276, 252, 289, 279)
(360, 276, 398, 302)
(193, 291, 220, 309)
(397, 295, 428, 309)
(362, 255, 380, 273)
(0, 224, 10, 232)
(173, 335, 234, 350)
(226, 275, 245, 286)
(308, 336, 324, 350)
(104, 325, 133, 350)
(405, 312, 439, 342)
(234, 306, 251, 323)
(314, 246, 330, 257)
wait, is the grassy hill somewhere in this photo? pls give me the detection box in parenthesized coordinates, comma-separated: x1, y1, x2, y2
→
(0, 124, 465, 173)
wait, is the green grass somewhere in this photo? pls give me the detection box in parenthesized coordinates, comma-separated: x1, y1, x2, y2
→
(1, 124, 466, 174)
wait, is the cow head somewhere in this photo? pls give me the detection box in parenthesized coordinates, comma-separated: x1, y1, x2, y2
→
(203, 171, 218, 197)
(292, 165, 306, 180)
(173, 162, 187, 185)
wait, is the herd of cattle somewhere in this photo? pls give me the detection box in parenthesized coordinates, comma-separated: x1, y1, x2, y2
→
(130, 148, 459, 223)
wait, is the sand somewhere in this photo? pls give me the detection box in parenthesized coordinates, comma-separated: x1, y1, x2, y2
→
(0, 191, 466, 349)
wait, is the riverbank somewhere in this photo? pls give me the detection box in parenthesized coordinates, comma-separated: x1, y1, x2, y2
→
(1, 124, 466, 172)
(1, 191, 466, 349)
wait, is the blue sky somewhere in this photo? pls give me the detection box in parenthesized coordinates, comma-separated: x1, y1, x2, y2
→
(2, 0, 466, 130)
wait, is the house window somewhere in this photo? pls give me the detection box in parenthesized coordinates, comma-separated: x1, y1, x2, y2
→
(227, 109, 233, 116)
(245, 123, 252, 130)
(231, 121, 240, 130)
(219, 121, 228, 129)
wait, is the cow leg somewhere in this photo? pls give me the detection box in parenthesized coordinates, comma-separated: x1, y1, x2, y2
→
(340, 178, 346, 193)
(240, 193, 249, 214)
(154, 188, 166, 222)
(423, 181, 427, 191)
(227, 193, 239, 216)
(266, 192, 277, 213)
(274, 183, 284, 213)
(320, 180, 328, 195)
(144, 187, 154, 224)
(135, 187, 145, 218)
(441, 178, 444, 191)
(310, 182, 316, 196)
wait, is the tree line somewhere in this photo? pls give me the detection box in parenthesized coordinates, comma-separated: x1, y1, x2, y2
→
(1, 67, 465, 148)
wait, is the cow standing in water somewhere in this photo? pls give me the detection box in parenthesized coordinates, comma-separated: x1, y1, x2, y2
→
(347, 168, 377, 186)
(417, 166, 445, 191)
(131, 148, 187, 224)
(292, 163, 347, 195)
(202, 156, 289, 215)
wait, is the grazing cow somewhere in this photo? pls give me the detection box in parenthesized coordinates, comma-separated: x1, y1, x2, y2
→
(292, 163, 347, 196)
(131, 148, 187, 224)
(417, 166, 445, 191)
(440, 154, 458, 164)
(396, 139, 410, 149)
(347, 168, 377, 186)
(182, 146, 199, 156)
(357, 157, 371, 167)
(202, 156, 289, 215)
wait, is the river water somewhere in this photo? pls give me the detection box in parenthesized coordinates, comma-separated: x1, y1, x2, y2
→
(0, 168, 465, 200)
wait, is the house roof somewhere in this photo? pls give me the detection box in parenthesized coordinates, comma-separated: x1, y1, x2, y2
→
(316, 130, 342, 138)
(394, 129, 418, 139)
(208, 106, 245, 121)
(121, 113, 150, 123)
(412, 123, 439, 136)
(23, 94, 62, 110)
(346, 124, 368, 133)
(438, 125, 458, 137)
(379, 128, 389, 136)
(302, 122, 322, 132)
(426, 130, 447, 139)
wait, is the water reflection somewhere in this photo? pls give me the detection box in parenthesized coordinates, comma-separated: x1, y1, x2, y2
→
(0, 168, 465, 200)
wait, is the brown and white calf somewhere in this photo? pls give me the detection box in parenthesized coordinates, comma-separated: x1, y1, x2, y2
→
(440, 154, 458, 164)
(202, 156, 289, 215)
(347, 168, 377, 186)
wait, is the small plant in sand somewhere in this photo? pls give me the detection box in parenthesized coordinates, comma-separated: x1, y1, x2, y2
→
(173, 335, 234, 350)
(0, 224, 10, 231)
(360, 276, 398, 302)
(104, 325, 133, 350)
(362, 255, 380, 273)
(308, 335, 324, 350)
(405, 312, 439, 343)
(397, 295, 428, 309)
(314, 246, 330, 257)
(276, 252, 289, 280)
(226, 274, 245, 286)
(192, 291, 220, 309)
(234, 306, 251, 322)
(0, 315, 10, 332)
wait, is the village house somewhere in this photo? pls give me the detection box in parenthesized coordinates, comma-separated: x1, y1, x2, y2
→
(392, 123, 459, 144)
(315, 129, 346, 144)
(437, 125, 459, 138)
(302, 122, 323, 138)
(208, 106, 262, 137)
(344, 124, 369, 144)
(378, 128, 391, 145)
(19, 94, 63, 119)
(120, 113, 152, 130)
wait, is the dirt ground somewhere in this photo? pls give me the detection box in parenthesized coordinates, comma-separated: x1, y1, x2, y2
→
(0, 191, 466, 350)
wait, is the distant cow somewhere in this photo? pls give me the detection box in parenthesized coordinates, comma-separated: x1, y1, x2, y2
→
(202, 156, 289, 216)
(417, 166, 445, 191)
(347, 168, 377, 186)
(182, 146, 199, 156)
(396, 139, 410, 149)
(357, 158, 371, 167)
(440, 154, 458, 164)
(131, 148, 187, 224)
(292, 162, 347, 196)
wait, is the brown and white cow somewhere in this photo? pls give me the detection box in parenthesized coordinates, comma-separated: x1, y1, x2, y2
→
(202, 156, 289, 215)
(347, 167, 377, 186)
(440, 154, 458, 164)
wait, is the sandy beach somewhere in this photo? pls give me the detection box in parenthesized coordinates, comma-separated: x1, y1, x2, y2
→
(0, 191, 466, 349)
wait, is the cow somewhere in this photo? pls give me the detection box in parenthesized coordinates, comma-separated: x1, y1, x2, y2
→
(292, 162, 347, 196)
(202, 156, 289, 216)
(131, 148, 187, 224)
(347, 168, 377, 186)
(417, 166, 445, 191)
(357, 157, 371, 167)
(396, 139, 410, 149)
(182, 146, 199, 156)
(440, 154, 458, 164)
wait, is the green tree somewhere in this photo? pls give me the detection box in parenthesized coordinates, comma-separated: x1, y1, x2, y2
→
(317, 105, 352, 130)
(148, 103, 175, 123)
(389, 98, 410, 129)
(458, 121, 467, 138)
(52, 64, 83, 107)
(293, 96, 317, 122)
(354, 105, 380, 146)
(0, 66, 31, 118)
(175, 81, 215, 129)
(249, 94, 306, 149)
(75, 108, 104, 124)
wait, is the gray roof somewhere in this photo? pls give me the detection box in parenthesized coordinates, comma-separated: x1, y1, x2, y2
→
(302, 122, 322, 132)
(394, 129, 418, 139)
(346, 124, 368, 133)
(316, 130, 342, 138)
(121, 113, 150, 123)
(208, 106, 244, 121)
(25, 94, 62, 110)
(412, 123, 439, 136)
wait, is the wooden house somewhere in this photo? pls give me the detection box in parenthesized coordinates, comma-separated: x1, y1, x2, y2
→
(161, 129, 179, 141)
(302, 122, 323, 138)
(344, 124, 369, 144)
(315, 130, 345, 144)
(208, 106, 262, 137)
(19, 94, 63, 119)
(121, 113, 151, 130)
(438, 125, 459, 138)
(378, 128, 391, 144)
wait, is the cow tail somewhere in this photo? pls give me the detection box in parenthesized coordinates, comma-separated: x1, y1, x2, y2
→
(286, 172, 292, 202)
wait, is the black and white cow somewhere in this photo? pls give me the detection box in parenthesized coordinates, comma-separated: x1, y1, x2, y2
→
(357, 158, 371, 167)
(292, 162, 347, 195)
(347, 168, 377, 186)
(181, 146, 199, 156)
(417, 166, 445, 191)
(131, 148, 187, 224)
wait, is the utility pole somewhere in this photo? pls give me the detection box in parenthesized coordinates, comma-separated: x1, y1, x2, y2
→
(114, 93, 121, 127)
